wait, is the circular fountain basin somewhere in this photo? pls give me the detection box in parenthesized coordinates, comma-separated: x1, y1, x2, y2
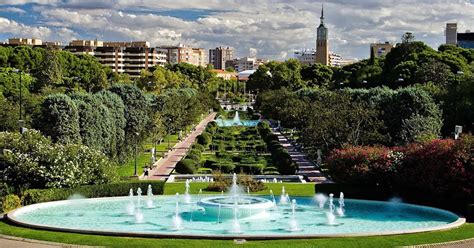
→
(197, 196, 274, 219)
(7, 195, 464, 239)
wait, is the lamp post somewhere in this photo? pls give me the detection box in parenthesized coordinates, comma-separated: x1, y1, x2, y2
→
(12, 69, 24, 133)
(134, 132, 139, 177)
(454, 71, 464, 127)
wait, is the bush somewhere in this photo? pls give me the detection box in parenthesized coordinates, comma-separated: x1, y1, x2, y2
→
(197, 168, 213, 174)
(197, 132, 212, 146)
(187, 148, 202, 159)
(236, 163, 265, 174)
(192, 143, 205, 152)
(175, 159, 197, 174)
(1, 130, 118, 190)
(272, 147, 297, 174)
(21, 181, 165, 205)
(1, 194, 21, 212)
(185, 154, 200, 162)
(327, 145, 397, 186)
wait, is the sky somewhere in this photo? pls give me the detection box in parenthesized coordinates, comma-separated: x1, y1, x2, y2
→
(0, 0, 473, 61)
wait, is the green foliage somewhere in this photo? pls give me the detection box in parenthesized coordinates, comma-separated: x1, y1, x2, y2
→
(21, 181, 165, 206)
(36, 94, 81, 144)
(1, 194, 21, 212)
(197, 132, 212, 146)
(175, 159, 197, 174)
(0, 130, 117, 191)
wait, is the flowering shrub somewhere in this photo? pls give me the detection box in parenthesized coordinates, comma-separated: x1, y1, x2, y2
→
(327, 145, 398, 187)
(326, 135, 474, 205)
(0, 130, 118, 191)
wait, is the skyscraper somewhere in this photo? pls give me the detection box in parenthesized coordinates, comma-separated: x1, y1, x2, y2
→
(446, 23, 458, 45)
(209, 46, 234, 70)
(315, 4, 329, 65)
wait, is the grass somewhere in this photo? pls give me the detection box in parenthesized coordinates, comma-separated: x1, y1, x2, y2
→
(2, 182, 473, 247)
(164, 182, 316, 196)
(118, 134, 180, 178)
(1, 219, 473, 247)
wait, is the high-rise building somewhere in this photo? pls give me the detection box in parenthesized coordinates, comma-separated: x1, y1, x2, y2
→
(160, 44, 207, 67)
(294, 49, 350, 67)
(315, 4, 329, 65)
(445, 22, 474, 49)
(370, 42, 394, 59)
(65, 40, 167, 78)
(209, 46, 234, 70)
(446, 23, 458, 45)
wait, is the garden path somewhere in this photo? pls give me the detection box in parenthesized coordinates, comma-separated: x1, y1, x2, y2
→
(144, 112, 216, 181)
(272, 129, 332, 183)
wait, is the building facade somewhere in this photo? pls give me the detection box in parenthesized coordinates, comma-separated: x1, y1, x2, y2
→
(370, 42, 394, 59)
(315, 5, 329, 65)
(65, 40, 167, 78)
(458, 32, 474, 49)
(209, 46, 234, 70)
(160, 44, 207, 67)
(294, 49, 316, 66)
(446, 23, 458, 45)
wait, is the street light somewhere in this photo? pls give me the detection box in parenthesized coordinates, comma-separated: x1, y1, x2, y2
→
(12, 69, 24, 133)
(134, 132, 140, 177)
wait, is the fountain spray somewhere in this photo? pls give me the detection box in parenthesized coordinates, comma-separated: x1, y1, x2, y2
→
(172, 193, 183, 230)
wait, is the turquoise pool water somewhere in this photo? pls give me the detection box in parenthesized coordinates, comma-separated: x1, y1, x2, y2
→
(10, 195, 461, 238)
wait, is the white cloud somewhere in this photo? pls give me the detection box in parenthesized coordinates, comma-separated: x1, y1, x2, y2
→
(0, 7, 26, 14)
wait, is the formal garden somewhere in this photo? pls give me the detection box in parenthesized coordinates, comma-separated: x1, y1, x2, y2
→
(0, 38, 473, 247)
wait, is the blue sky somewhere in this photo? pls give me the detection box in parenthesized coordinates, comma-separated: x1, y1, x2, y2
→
(0, 0, 473, 60)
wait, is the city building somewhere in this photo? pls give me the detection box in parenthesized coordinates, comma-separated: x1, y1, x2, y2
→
(209, 46, 234, 70)
(160, 44, 207, 67)
(445, 23, 474, 49)
(446, 23, 458, 45)
(294, 49, 316, 66)
(294, 49, 350, 67)
(315, 5, 329, 65)
(8, 38, 43, 46)
(226, 57, 259, 72)
(458, 32, 474, 49)
(370, 42, 394, 59)
(210, 69, 237, 80)
(65, 40, 167, 78)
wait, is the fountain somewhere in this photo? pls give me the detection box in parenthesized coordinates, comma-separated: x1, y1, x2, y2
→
(326, 193, 337, 225)
(269, 190, 276, 204)
(232, 111, 242, 125)
(134, 188, 144, 223)
(198, 173, 274, 219)
(172, 193, 183, 230)
(337, 192, 345, 217)
(126, 189, 135, 215)
(280, 187, 289, 204)
(288, 199, 300, 232)
(184, 179, 192, 204)
(230, 202, 242, 233)
(146, 185, 154, 208)
(314, 193, 328, 209)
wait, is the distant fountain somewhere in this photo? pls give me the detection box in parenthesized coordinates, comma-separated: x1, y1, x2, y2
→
(326, 193, 337, 225)
(280, 187, 289, 204)
(136, 188, 142, 207)
(232, 111, 242, 125)
(314, 193, 328, 209)
(172, 193, 184, 230)
(184, 179, 191, 204)
(126, 188, 135, 215)
(337, 192, 345, 217)
(288, 199, 300, 232)
(146, 185, 154, 208)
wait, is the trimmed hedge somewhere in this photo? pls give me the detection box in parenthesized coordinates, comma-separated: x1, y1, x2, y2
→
(175, 159, 197, 174)
(21, 181, 165, 206)
(197, 132, 212, 146)
(1, 194, 21, 213)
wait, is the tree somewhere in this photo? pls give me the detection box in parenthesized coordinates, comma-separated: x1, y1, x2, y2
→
(401, 32, 415, 44)
(36, 94, 81, 144)
(301, 63, 333, 88)
(34, 48, 63, 90)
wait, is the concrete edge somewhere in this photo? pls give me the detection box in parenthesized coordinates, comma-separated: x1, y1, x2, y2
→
(400, 237, 474, 248)
(0, 233, 103, 247)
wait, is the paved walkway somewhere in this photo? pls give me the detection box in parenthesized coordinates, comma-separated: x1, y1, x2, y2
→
(272, 129, 332, 183)
(144, 112, 216, 181)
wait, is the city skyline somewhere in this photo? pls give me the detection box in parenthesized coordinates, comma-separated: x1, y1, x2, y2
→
(0, 0, 473, 60)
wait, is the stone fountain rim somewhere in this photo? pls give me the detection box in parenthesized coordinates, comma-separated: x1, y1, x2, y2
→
(197, 196, 275, 209)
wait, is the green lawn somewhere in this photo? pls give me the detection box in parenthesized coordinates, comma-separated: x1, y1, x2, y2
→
(0, 219, 472, 248)
(164, 182, 316, 196)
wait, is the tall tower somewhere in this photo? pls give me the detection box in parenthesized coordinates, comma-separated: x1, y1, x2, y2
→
(315, 4, 329, 65)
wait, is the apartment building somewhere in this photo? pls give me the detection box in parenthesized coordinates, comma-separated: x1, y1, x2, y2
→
(160, 44, 207, 67)
(370, 42, 394, 59)
(209, 46, 234, 70)
(65, 40, 167, 77)
(8, 38, 43, 46)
